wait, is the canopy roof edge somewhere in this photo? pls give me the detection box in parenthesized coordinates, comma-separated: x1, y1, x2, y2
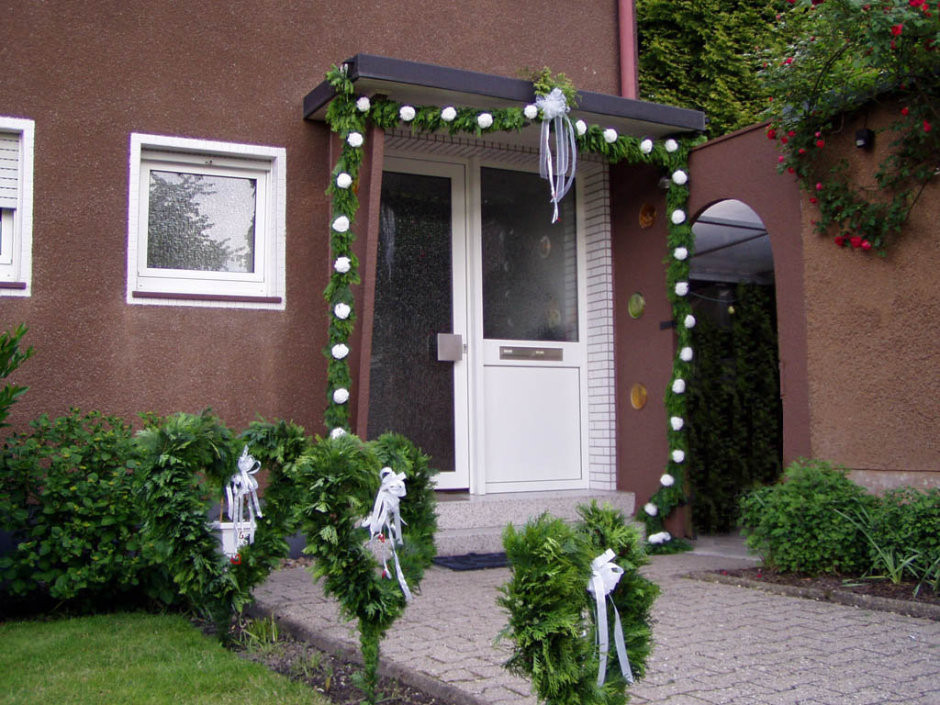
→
(304, 54, 706, 139)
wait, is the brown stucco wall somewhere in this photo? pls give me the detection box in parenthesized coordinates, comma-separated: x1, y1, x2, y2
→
(0, 0, 623, 434)
(799, 105, 940, 489)
(688, 124, 811, 467)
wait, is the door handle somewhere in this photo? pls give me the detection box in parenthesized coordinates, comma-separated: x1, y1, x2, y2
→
(437, 333, 463, 362)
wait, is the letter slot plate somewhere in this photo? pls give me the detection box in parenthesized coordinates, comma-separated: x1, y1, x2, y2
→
(437, 333, 463, 362)
(499, 346, 563, 361)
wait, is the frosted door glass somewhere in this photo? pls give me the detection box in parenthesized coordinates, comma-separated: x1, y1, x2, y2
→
(368, 171, 455, 473)
(481, 167, 578, 342)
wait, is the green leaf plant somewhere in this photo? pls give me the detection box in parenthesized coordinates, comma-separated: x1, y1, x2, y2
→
(499, 502, 658, 705)
(761, 0, 940, 254)
(320, 62, 703, 550)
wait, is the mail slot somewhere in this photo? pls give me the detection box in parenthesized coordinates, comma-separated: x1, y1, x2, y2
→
(499, 346, 563, 361)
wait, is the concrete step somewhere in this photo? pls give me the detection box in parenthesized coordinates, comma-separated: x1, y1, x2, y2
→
(433, 490, 635, 556)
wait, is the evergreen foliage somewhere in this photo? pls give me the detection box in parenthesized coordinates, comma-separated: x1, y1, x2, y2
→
(687, 284, 782, 533)
(499, 503, 658, 705)
(636, 0, 781, 136)
(294, 432, 437, 704)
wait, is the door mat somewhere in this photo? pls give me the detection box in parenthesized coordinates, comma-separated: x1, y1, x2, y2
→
(432, 552, 508, 571)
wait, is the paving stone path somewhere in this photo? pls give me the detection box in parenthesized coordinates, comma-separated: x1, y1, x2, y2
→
(253, 550, 940, 704)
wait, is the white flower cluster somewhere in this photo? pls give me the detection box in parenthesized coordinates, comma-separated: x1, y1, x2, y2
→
(399, 105, 416, 122)
(644, 502, 658, 517)
(333, 387, 350, 404)
(332, 215, 350, 233)
(671, 449, 685, 463)
(660, 473, 675, 487)
(347, 132, 364, 148)
(333, 302, 351, 320)
(334, 256, 351, 273)
(648, 531, 672, 545)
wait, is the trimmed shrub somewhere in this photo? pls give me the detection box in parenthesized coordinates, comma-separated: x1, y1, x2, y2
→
(0, 410, 146, 605)
(867, 487, 940, 583)
(739, 459, 874, 575)
(499, 502, 658, 705)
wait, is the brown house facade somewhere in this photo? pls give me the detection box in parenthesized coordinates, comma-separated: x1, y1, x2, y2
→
(2, 1, 934, 524)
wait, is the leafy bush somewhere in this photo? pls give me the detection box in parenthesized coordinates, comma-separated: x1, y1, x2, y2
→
(0, 410, 146, 605)
(866, 487, 940, 585)
(739, 459, 874, 575)
(0, 324, 33, 428)
(499, 503, 658, 705)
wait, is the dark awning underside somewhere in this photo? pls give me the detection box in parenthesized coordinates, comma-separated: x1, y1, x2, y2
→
(304, 54, 706, 144)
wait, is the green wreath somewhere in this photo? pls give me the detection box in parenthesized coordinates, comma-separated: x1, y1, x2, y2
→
(499, 502, 658, 705)
(293, 431, 437, 703)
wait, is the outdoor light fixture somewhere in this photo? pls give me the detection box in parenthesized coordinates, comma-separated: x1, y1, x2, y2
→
(855, 128, 874, 150)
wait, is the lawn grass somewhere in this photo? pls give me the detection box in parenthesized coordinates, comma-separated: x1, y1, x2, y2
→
(0, 611, 330, 704)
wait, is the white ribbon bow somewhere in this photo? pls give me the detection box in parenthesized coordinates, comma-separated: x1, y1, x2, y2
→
(362, 467, 412, 601)
(587, 549, 633, 686)
(225, 446, 263, 551)
(535, 87, 578, 223)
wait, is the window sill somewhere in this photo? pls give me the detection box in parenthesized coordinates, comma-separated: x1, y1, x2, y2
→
(0, 282, 28, 290)
(131, 290, 282, 304)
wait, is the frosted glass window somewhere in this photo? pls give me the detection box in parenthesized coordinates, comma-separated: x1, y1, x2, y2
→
(147, 171, 256, 273)
(481, 167, 578, 342)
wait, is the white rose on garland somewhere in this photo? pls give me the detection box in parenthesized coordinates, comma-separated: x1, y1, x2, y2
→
(671, 209, 687, 225)
(670, 416, 684, 431)
(672, 378, 686, 394)
(640, 138, 654, 154)
(334, 256, 351, 273)
(347, 132, 364, 148)
(675, 281, 689, 297)
(399, 105, 416, 122)
(603, 128, 618, 144)
(660, 473, 675, 487)
(524, 104, 538, 120)
(644, 502, 658, 517)
(680, 347, 694, 362)
(331, 343, 349, 360)
(356, 96, 371, 112)
(673, 247, 688, 261)
(334, 302, 351, 320)
(575, 119, 587, 136)
(441, 106, 457, 122)
(672, 169, 688, 185)
(333, 388, 350, 404)
(330, 427, 346, 439)
(684, 314, 696, 329)
(648, 531, 672, 544)
(336, 172, 353, 189)
(671, 449, 686, 463)
(332, 215, 350, 233)
(665, 138, 679, 153)
(477, 112, 494, 129)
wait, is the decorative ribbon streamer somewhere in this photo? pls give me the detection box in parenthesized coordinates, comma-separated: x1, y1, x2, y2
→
(362, 467, 412, 601)
(587, 548, 633, 686)
(535, 88, 578, 223)
(225, 446, 263, 551)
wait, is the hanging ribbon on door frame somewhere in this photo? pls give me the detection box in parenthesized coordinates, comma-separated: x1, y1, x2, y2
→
(535, 87, 578, 223)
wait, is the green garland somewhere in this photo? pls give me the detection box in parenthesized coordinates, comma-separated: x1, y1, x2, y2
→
(499, 502, 659, 704)
(320, 62, 700, 548)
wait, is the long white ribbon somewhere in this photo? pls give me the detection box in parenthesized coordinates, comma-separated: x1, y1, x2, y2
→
(362, 467, 412, 601)
(224, 446, 263, 554)
(535, 87, 577, 223)
(588, 548, 633, 686)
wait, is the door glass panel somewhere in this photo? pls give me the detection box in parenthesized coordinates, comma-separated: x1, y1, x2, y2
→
(481, 167, 578, 342)
(368, 171, 455, 473)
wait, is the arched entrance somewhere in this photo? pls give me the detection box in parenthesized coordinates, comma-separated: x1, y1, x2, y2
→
(686, 199, 782, 533)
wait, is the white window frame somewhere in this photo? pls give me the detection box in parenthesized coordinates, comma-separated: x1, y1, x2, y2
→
(0, 117, 35, 297)
(127, 133, 286, 309)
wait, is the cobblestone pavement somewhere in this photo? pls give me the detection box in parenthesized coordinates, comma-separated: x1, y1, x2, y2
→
(252, 547, 940, 705)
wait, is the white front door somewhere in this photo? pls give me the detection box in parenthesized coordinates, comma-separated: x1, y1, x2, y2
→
(370, 154, 587, 493)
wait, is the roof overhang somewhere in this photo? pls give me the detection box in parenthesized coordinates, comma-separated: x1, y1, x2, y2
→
(304, 54, 706, 143)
